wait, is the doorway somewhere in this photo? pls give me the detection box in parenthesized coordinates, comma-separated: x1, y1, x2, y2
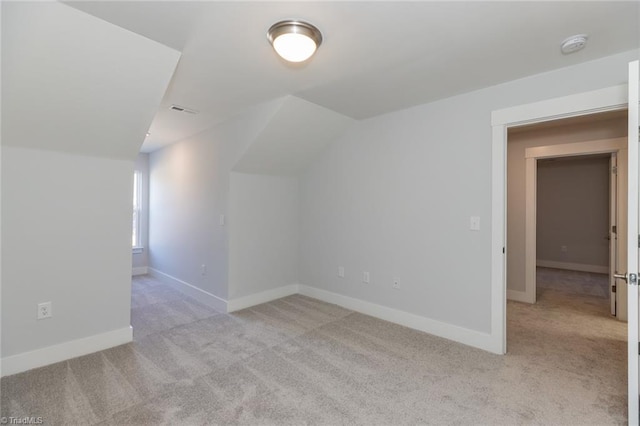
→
(505, 111, 628, 319)
(504, 113, 629, 422)
(491, 65, 639, 423)
(536, 153, 616, 312)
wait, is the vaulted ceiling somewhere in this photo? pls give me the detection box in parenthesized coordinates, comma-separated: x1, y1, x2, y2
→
(66, 1, 640, 153)
(3, 2, 180, 159)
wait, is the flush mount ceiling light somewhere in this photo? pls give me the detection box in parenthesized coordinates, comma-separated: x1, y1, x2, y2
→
(561, 34, 588, 54)
(267, 20, 322, 63)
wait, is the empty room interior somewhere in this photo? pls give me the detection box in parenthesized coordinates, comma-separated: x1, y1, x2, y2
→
(1, 1, 639, 425)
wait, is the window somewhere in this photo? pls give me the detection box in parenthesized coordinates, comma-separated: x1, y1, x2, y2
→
(132, 170, 142, 249)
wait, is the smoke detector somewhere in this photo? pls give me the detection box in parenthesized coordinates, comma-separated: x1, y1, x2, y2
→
(561, 34, 588, 54)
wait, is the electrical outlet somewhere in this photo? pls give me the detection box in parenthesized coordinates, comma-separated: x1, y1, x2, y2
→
(363, 271, 370, 284)
(393, 278, 400, 289)
(201, 264, 207, 275)
(338, 266, 345, 278)
(37, 302, 52, 320)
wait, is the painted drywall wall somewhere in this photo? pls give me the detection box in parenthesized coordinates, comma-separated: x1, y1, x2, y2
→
(1, 2, 178, 366)
(149, 95, 354, 302)
(148, 102, 282, 300)
(228, 173, 299, 299)
(507, 117, 626, 292)
(299, 50, 637, 335)
(1, 147, 134, 357)
(133, 153, 150, 271)
(537, 156, 610, 270)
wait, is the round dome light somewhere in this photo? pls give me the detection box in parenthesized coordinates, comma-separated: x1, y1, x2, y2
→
(267, 20, 323, 63)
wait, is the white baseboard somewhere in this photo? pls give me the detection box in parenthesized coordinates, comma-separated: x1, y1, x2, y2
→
(298, 285, 498, 354)
(507, 288, 535, 304)
(148, 268, 227, 313)
(1, 326, 132, 377)
(536, 259, 608, 274)
(132, 266, 148, 276)
(0, 279, 505, 376)
(227, 284, 300, 312)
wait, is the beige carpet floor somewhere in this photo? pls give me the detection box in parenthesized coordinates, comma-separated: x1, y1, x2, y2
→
(0, 268, 627, 425)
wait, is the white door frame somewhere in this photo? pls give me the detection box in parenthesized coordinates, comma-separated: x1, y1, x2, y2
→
(521, 138, 627, 308)
(490, 84, 628, 354)
(626, 59, 639, 426)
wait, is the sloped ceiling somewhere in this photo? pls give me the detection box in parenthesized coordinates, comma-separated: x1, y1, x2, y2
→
(65, 1, 640, 153)
(233, 96, 354, 176)
(1, 2, 180, 160)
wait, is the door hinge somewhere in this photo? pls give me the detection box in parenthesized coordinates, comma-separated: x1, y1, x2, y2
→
(613, 225, 617, 234)
(502, 247, 505, 254)
(612, 284, 617, 293)
(612, 166, 618, 174)
(637, 341, 639, 355)
(638, 234, 640, 248)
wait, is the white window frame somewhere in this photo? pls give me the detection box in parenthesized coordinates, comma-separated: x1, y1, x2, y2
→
(132, 170, 143, 252)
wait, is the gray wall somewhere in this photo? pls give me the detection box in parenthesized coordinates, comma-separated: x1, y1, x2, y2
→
(146, 50, 635, 338)
(1, 2, 178, 361)
(228, 172, 299, 299)
(2, 147, 134, 357)
(537, 156, 610, 269)
(148, 102, 280, 300)
(148, 96, 351, 303)
(507, 117, 626, 291)
(133, 153, 150, 270)
(298, 50, 636, 334)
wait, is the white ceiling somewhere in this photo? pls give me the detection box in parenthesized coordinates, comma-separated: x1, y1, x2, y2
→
(233, 96, 354, 175)
(3, 2, 179, 159)
(66, 1, 640, 153)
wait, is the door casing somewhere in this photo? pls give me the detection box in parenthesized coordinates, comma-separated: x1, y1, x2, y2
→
(490, 84, 628, 354)
(520, 138, 627, 318)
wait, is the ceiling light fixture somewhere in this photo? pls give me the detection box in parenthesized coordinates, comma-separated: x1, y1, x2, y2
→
(267, 20, 322, 63)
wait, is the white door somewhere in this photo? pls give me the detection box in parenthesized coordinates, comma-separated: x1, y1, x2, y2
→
(627, 59, 639, 426)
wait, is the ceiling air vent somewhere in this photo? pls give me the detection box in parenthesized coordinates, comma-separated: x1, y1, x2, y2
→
(170, 104, 199, 114)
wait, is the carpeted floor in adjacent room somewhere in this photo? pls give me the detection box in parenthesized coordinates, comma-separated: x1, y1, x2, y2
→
(0, 267, 626, 425)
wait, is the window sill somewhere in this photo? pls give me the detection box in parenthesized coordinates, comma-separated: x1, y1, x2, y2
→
(133, 247, 144, 254)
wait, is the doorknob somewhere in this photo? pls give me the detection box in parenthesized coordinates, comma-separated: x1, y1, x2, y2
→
(614, 272, 628, 282)
(614, 272, 639, 285)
